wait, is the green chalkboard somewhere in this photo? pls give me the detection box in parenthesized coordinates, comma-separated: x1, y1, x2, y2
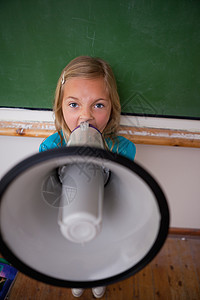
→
(0, 0, 200, 118)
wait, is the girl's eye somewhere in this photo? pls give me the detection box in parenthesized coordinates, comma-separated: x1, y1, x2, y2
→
(95, 103, 104, 109)
(69, 102, 78, 108)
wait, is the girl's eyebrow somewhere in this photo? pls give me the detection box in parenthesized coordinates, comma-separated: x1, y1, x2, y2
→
(65, 96, 79, 100)
(65, 96, 109, 102)
(94, 98, 109, 102)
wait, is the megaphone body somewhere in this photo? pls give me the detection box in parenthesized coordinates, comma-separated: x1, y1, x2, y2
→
(0, 123, 169, 288)
(57, 122, 110, 244)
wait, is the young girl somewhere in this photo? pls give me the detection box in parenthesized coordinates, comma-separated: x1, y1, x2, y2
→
(39, 56, 136, 298)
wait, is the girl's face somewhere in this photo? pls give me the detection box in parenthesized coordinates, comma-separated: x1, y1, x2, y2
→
(62, 77, 111, 133)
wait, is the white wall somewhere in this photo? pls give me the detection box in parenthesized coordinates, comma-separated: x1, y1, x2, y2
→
(0, 135, 43, 177)
(0, 134, 200, 229)
(135, 144, 200, 229)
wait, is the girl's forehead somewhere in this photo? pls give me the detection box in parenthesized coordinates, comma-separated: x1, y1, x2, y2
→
(63, 77, 109, 95)
(64, 76, 105, 84)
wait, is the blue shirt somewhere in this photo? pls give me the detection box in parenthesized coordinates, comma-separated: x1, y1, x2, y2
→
(39, 132, 136, 161)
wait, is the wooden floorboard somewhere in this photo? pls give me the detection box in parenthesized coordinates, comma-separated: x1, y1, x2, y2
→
(4, 235, 200, 299)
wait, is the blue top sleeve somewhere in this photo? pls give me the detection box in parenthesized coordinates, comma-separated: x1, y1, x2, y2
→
(105, 136, 136, 161)
(39, 132, 66, 152)
(39, 133, 136, 161)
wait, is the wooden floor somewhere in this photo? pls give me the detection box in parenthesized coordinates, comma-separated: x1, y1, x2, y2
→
(7, 234, 200, 300)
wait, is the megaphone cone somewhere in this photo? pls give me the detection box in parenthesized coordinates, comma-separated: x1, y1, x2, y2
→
(0, 124, 169, 288)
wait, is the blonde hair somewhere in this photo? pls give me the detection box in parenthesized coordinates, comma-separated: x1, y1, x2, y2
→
(53, 56, 121, 144)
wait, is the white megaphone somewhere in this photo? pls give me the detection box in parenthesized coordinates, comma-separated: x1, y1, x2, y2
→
(0, 122, 169, 288)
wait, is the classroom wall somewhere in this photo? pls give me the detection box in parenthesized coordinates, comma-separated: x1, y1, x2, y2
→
(0, 134, 199, 229)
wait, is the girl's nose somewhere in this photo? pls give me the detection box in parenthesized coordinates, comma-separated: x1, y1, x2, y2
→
(79, 108, 93, 122)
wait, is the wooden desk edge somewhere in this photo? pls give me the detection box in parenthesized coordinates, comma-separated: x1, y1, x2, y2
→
(1, 120, 200, 148)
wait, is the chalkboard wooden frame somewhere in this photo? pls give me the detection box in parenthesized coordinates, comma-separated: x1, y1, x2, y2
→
(1, 120, 200, 148)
